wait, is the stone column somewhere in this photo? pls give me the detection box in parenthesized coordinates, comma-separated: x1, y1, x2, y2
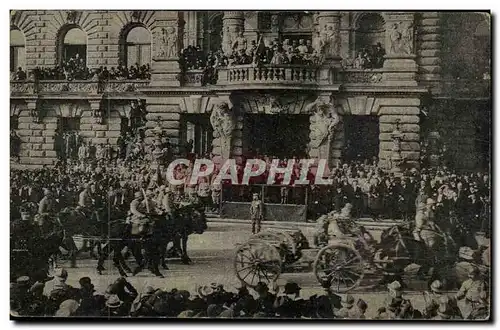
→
(383, 12, 418, 86)
(151, 11, 184, 87)
(222, 11, 245, 56)
(316, 12, 342, 85)
(183, 11, 198, 47)
(416, 12, 442, 94)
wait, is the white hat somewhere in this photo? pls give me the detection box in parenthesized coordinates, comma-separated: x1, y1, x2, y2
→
(387, 281, 402, 291)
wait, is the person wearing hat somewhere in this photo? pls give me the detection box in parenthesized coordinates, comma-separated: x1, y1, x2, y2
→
(456, 266, 489, 319)
(274, 282, 305, 318)
(253, 281, 276, 317)
(76, 277, 104, 317)
(130, 285, 162, 317)
(250, 193, 264, 234)
(101, 294, 128, 317)
(10, 204, 38, 281)
(335, 294, 355, 319)
(105, 277, 138, 310)
(43, 268, 76, 307)
(37, 188, 56, 218)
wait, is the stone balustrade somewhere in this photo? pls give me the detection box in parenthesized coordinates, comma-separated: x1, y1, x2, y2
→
(217, 65, 319, 87)
(10, 79, 151, 96)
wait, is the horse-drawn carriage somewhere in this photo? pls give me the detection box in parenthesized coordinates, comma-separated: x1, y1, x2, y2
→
(233, 219, 460, 292)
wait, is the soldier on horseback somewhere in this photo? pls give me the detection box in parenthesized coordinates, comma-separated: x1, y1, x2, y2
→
(129, 189, 165, 277)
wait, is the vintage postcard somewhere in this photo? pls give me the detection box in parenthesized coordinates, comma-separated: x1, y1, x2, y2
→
(9, 10, 491, 320)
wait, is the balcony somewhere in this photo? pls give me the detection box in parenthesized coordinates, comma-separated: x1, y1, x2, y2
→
(217, 64, 319, 88)
(9, 79, 151, 97)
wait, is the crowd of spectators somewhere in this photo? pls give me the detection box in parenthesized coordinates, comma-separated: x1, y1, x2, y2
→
(178, 45, 226, 85)
(15, 55, 151, 81)
(10, 267, 488, 319)
(227, 38, 323, 67)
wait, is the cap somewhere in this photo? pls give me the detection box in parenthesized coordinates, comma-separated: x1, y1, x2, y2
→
(430, 280, 443, 293)
(284, 282, 301, 294)
(387, 281, 402, 291)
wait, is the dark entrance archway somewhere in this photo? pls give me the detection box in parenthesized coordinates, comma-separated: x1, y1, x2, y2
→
(343, 115, 380, 163)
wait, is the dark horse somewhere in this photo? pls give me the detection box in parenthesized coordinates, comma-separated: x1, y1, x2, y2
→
(376, 224, 459, 287)
(160, 205, 208, 266)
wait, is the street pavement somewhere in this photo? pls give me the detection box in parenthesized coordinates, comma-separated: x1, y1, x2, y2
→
(50, 220, 471, 319)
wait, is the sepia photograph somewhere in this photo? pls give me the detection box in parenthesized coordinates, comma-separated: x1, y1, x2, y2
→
(8, 9, 491, 321)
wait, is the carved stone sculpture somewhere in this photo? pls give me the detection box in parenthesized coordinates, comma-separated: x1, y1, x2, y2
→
(307, 97, 340, 160)
(319, 23, 340, 57)
(157, 27, 178, 59)
(210, 102, 235, 160)
(389, 21, 413, 55)
(231, 30, 247, 54)
(271, 14, 279, 33)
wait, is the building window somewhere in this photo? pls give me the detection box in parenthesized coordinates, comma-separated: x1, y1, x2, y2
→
(124, 26, 151, 67)
(353, 13, 386, 69)
(10, 29, 25, 72)
(59, 27, 87, 67)
(181, 114, 213, 157)
(205, 13, 223, 52)
(58, 117, 81, 132)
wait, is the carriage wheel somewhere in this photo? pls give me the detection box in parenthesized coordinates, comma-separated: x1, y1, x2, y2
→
(234, 240, 282, 288)
(313, 243, 364, 293)
(252, 230, 297, 256)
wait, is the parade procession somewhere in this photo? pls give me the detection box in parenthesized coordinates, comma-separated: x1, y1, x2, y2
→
(9, 10, 491, 320)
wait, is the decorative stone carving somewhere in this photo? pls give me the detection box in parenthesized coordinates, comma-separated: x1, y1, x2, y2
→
(388, 21, 414, 55)
(306, 97, 340, 160)
(210, 101, 235, 160)
(231, 29, 247, 54)
(66, 10, 79, 24)
(320, 23, 340, 57)
(157, 26, 178, 59)
(10, 82, 35, 94)
(102, 81, 150, 93)
(271, 14, 279, 33)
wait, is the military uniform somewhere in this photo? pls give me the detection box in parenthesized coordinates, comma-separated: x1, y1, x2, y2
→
(250, 197, 264, 234)
(456, 277, 488, 319)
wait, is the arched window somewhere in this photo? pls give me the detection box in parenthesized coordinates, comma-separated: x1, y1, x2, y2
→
(204, 12, 223, 52)
(60, 27, 87, 66)
(353, 13, 386, 68)
(124, 26, 151, 67)
(10, 29, 25, 72)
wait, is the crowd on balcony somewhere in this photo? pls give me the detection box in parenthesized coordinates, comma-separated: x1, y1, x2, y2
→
(342, 43, 386, 70)
(178, 45, 225, 85)
(227, 38, 323, 67)
(15, 55, 151, 82)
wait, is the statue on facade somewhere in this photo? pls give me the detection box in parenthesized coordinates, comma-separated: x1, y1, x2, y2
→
(307, 97, 340, 159)
(271, 14, 279, 33)
(231, 30, 247, 54)
(389, 23, 402, 54)
(400, 21, 414, 55)
(319, 24, 340, 57)
(210, 102, 235, 160)
(157, 27, 178, 59)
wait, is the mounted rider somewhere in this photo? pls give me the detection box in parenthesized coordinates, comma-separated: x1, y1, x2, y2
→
(36, 188, 56, 223)
(77, 183, 95, 220)
(128, 189, 163, 236)
(413, 198, 437, 242)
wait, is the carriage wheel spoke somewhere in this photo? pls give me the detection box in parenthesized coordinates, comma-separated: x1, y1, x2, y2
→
(343, 269, 362, 280)
(242, 268, 254, 280)
(237, 265, 254, 273)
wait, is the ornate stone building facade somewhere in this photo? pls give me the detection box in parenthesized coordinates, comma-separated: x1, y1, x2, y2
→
(10, 11, 491, 170)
